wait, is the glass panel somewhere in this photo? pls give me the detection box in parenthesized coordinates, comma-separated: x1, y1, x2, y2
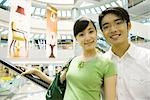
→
(31, 6, 35, 14)
(1, 30, 8, 35)
(61, 35, 66, 39)
(0, 0, 4, 3)
(62, 10, 66, 17)
(66, 10, 71, 17)
(0, 27, 4, 32)
(66, 35, 72, 39)
(0, 58, 48, 100)
(41, 9, 46, 16)
(35, 8, 41, 15)
(3, 0, 10, 6)
(34, 34, 40, 40)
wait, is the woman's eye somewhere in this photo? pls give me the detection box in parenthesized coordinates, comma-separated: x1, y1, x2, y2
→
(89, 30, 94, 33)
(79, 33, 84, 37)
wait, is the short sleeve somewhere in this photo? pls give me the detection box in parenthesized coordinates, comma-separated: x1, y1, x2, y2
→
(104, 60, 117, 78)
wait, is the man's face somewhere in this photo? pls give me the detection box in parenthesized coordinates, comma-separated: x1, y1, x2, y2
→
(101, 13, 131, 46)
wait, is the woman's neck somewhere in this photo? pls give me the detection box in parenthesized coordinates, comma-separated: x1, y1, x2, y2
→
(83, 49, 97, 59)
(112, 42, 130, 58)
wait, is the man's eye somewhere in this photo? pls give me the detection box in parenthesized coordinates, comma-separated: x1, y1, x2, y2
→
(116, 21, 123, 25)
(103, 26, 109, 30)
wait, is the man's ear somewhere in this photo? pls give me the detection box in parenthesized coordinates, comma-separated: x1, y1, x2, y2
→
(127, 22, 131, 30)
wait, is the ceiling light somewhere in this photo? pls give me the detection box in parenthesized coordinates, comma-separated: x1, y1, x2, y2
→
(37, 0, 74, 5)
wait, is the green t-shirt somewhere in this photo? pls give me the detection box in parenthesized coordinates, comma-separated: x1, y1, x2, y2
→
(63, 55, 117, 100)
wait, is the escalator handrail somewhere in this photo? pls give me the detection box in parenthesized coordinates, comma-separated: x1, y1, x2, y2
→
(0, 57, 50, 89)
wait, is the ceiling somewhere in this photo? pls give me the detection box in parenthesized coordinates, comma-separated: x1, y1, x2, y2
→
(0, 0, 150, 23)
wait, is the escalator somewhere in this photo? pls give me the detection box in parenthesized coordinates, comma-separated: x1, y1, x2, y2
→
(0, 57, 50, 100)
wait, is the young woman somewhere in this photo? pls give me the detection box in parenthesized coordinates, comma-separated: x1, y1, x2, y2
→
(22, 17, 117, 100)
(61, 17, 117, 100)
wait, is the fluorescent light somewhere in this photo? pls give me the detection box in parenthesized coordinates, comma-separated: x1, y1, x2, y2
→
(95, 7, 101, 13)
(100, 6, 106, 11)
(62, 10, 66, 17)
(85, 9, 90, 14)
(35, 8, 41, 15)
(80, 2, 94, 7)
(111, 2, 118, 7)
(57, 34, 61, 39)
(105, 4, 111, 8)
(37, 0, 74, 5)
(66, 10, 71, 17)
(116, 0, 123, 7)
(90, 8, 97, 14)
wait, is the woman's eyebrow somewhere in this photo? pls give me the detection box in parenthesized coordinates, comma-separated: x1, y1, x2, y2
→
(88, 27, 94, 31)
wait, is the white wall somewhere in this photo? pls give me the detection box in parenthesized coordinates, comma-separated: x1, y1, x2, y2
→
(130, 21, 150, 39)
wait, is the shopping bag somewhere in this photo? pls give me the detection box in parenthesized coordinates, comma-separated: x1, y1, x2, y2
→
(46, 57, 75, 100)
(46, 73, 66, 100)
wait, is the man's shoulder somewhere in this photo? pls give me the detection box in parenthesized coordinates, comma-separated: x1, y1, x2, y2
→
(134, 45, 150, 55)
(101, 51, 112, 59)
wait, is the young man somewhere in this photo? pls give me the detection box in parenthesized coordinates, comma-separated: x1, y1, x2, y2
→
(99, 7, 150, 100)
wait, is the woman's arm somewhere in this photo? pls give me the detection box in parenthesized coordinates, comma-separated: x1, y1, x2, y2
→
(60, 68, 67, 83)
(104, 75, 117, 100)
(22, 68, 53, 84)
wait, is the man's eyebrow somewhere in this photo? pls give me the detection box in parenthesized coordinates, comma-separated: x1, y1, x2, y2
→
(102, 22, 109, 27)
(114, 18, 122, 22)
(102, 18, 123, 27)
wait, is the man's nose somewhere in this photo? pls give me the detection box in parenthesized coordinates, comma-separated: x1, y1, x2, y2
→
(110, 25, 117, 33)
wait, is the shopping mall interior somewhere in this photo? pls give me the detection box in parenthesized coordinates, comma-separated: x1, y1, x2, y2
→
(0, 0, 150, 100)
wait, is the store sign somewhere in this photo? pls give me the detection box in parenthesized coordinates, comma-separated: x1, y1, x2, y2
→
(46, 5, 58, 58)
(8, 0, 31, 57)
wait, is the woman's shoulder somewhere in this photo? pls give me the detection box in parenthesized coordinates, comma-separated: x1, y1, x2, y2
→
(97, 54, 114, 63)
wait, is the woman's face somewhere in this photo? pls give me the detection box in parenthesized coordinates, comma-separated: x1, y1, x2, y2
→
(76, 22, 97, 51)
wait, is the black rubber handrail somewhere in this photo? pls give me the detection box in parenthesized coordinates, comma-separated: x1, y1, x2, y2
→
(0, 57, 49, 89)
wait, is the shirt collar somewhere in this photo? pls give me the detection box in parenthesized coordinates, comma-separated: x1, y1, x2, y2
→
(127, 42, 138, 59)
(106, 42, 137, 59)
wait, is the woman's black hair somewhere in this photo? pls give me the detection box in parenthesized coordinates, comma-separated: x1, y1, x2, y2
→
(73, 17, 96, 37)
(99, 7, 130, 31)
